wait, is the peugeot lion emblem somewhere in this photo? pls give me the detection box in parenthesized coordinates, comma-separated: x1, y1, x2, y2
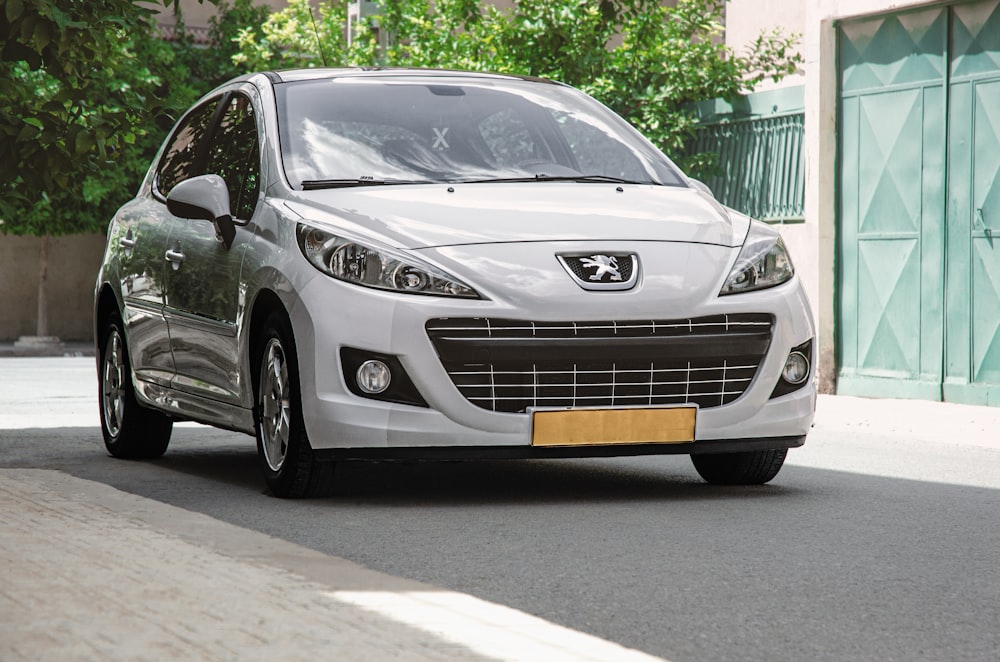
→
(580, 255, 622, 281)
(557, 252, 639, 291)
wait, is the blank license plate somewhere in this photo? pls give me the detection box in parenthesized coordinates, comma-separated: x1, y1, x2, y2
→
(531, 407, 696, 447)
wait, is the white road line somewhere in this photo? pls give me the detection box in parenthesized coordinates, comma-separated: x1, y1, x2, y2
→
(329, 590, 668, 662)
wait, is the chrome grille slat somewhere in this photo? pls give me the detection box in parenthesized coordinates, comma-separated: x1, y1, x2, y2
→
(426, 314, 773, 413)
(426, 322, 771, 334)
(448, 365, 759, 376)
(453, 377, 754, 391)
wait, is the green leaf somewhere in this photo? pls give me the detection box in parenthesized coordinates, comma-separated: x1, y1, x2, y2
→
(5, 0, 23, 23)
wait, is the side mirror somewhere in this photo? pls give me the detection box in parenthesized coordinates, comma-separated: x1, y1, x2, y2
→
(166, 174, 236, 249)
(689, 178, 715, 198)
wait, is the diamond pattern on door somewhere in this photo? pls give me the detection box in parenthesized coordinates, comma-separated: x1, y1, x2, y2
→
(952, 1, 1000, 78)
(970, 79, 1000, 388)
(974, 82, 1000, 216)
(840, 9, 946, 93)
(857, 239, 921, 375)
(858, 90, 922, 235)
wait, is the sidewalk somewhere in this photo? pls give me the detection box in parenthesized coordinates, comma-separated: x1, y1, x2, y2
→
(0, 469, 665, 662)
(0, 341, 93, 358)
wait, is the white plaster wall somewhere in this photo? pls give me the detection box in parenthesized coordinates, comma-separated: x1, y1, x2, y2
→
(725, 0, 806, 63)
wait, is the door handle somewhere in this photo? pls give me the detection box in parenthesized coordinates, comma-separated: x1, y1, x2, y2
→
(119, 229, 136, 258)
(165, 242, 185, 270)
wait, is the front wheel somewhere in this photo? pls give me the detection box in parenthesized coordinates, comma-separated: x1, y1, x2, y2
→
(691, 448, 788, 485)
(254, 313, 334, 498)
(99, 317, 172, 459)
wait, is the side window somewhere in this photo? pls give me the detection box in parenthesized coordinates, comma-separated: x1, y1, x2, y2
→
(156, 99, 220, 197)
(205, 94, 261, 220)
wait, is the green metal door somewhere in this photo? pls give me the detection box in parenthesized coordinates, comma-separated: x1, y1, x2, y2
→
(837, 0, 1000, 405)
(837, 7, 947, 399)
(944, 1, 1000, 405)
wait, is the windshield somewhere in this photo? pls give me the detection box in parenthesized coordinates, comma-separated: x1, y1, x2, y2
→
(274, 75, 686, 189)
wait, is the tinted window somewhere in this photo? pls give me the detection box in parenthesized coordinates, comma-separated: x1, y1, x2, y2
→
(205, 94, 261, 220)
(156, 98, 220, 196)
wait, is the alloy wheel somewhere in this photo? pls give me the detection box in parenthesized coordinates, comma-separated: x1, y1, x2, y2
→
(259, 337, 291, 472)
(102, 329, 125, 438)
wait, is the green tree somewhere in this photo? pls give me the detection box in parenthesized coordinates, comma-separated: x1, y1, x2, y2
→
(235, 0, 802, 176)
(0, 0, 254, 338)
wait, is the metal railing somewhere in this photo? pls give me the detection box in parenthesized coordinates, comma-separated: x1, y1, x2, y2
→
(687, 112, 805, 223)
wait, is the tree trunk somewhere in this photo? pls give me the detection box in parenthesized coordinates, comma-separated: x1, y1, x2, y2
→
(36, 234, 49, 337)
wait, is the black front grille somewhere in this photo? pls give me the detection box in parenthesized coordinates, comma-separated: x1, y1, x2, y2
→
(426, 314, 774, 413)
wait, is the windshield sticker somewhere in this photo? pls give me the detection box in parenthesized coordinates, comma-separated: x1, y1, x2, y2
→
(432, 127, 450, 150)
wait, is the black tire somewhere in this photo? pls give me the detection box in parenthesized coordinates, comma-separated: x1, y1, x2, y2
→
(691, 448, 788, 485)
(98, 316, 172, 459)
(253, 312, 335, 498)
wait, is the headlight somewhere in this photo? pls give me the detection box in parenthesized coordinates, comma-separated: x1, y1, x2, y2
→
(296, 224, 481, 298)
(719, 222, 794, 295)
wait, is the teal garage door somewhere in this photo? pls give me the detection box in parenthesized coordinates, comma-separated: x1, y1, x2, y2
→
(838, 0, 1000, 405)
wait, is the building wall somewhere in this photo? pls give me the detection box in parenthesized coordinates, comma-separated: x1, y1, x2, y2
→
(722, 0, 830, 387)
(0, 234, 107, 342)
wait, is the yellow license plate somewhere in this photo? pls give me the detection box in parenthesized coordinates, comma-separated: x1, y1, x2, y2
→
(531, 407, 696, 447)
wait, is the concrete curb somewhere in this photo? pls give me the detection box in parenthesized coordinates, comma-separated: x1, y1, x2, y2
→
(0, 341, 94, 357)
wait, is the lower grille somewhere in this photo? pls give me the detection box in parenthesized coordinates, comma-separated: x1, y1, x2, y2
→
(426, 314, 773, 413)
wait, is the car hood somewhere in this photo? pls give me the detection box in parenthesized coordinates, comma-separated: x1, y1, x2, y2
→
(282, 183, 749, 249)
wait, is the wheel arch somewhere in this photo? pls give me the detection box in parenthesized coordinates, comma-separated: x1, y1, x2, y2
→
(95, 283, 122, 362)
(246, 288, 293, 395)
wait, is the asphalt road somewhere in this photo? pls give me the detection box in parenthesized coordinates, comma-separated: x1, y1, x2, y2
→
(2, 357, 999, 661)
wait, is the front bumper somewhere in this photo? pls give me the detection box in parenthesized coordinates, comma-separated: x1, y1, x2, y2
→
(289, 268, 815, 453)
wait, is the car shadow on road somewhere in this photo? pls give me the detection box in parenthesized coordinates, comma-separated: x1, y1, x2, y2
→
(1, 425, 803, 505)
(150, 428, 802, 505)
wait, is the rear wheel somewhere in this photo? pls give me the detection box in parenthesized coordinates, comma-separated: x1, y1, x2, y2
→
(98, 316, 172, 459)
(254, 313, 334, 498)
(691, 449, 788, 485)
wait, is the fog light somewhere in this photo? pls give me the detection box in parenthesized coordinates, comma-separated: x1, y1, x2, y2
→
(782, 351, 809, 385)
(356, 360, 391, 394)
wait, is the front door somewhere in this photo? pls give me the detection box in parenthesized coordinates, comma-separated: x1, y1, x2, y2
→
(163, 91, 262, 405)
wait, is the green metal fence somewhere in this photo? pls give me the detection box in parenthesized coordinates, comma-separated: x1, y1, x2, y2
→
(684, 86, 805, 223)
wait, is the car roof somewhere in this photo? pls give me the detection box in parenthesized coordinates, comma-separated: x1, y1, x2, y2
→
(258, 67, 563, 86)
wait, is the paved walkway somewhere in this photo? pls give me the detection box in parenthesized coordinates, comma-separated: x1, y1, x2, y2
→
(0, 469, 664, 662)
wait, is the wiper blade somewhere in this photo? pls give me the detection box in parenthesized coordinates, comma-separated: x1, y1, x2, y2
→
(300, 177, 429, 190)
(460, 174, 658, 185)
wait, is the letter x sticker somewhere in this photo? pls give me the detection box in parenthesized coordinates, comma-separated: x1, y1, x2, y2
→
(432, 127, 450, 149)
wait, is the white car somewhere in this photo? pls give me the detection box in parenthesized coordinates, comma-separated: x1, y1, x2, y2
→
(95, 69, 815, 497)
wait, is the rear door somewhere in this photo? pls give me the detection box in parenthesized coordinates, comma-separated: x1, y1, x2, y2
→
(118, 97, 221, 385)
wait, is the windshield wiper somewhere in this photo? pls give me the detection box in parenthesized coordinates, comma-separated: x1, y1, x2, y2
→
(460, 174, 659, 185)
(300, 177, 430, 190)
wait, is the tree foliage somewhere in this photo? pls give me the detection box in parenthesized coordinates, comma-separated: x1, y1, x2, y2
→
(0, 0, 265, 237)
(235, 0, 802, 177)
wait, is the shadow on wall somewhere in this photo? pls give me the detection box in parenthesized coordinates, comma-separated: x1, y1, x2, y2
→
(0, 233, 107, 342)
